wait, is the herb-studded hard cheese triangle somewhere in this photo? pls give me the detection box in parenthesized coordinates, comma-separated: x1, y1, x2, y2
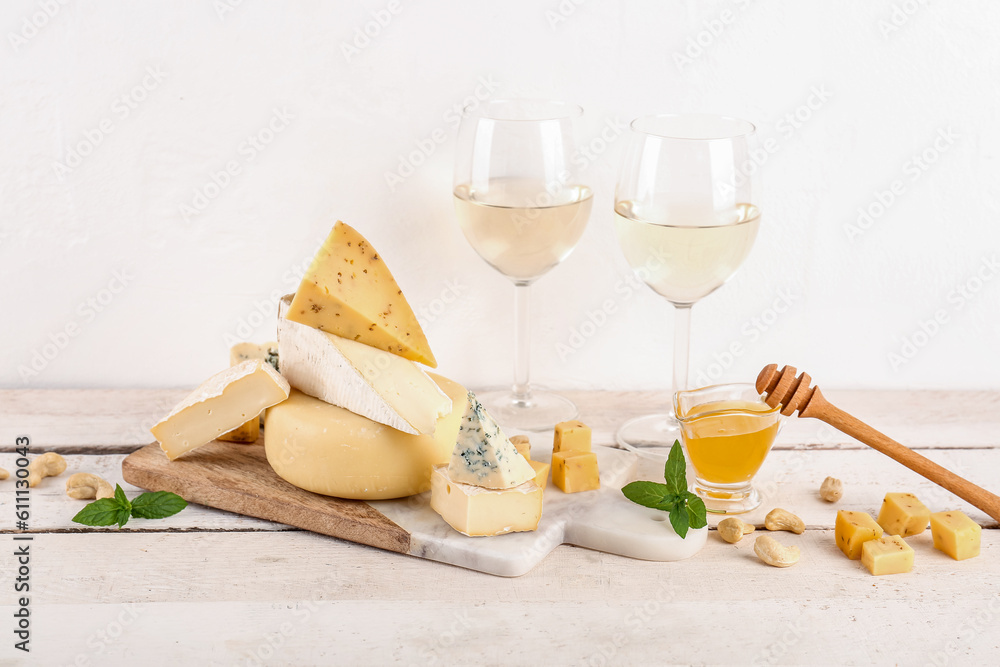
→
(286, 221, 437, 367)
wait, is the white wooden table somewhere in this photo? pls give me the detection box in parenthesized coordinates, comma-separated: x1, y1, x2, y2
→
(1, 389, 998, 666)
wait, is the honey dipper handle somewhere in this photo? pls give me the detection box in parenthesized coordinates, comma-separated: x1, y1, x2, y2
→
(805, 390, 1000, 524)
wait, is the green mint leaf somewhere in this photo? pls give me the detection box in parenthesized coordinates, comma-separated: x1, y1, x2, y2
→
(668, 505, 690, 539)
(72, 498, 124, 527)
(623, 443, 705, 540)
(652, 496, 680, 513)
(116, 507, 132, 528)
(663, 441, 688, 496)
(685, 495, 708, 529)
(621, 481, 672, 509)
(130, 491, 188, 520)
(113, 484, 132, 514)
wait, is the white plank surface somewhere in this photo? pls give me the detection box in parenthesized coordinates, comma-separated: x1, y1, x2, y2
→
(4, 388, 999, 450)
(3, 531, 998, 666)
(1, 389, 999, 666)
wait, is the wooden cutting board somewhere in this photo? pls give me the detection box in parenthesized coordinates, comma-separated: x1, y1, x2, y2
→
(122, 440, 706, 577)
(121, 441, 411, 553)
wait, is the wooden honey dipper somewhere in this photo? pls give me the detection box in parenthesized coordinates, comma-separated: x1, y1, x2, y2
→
(757, 363, 1000, 524)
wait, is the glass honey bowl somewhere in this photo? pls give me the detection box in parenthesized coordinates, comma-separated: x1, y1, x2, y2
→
(674, 383, 782, 514)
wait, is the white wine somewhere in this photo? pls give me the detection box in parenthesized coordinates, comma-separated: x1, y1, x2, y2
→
(454, 180, 592, 282)
(614, 200, 760, 304)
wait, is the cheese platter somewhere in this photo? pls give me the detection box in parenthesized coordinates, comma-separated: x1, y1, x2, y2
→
(120, 220, 708, 576)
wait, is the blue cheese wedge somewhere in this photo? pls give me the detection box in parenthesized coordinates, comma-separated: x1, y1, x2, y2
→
(447, 392, 535, 489)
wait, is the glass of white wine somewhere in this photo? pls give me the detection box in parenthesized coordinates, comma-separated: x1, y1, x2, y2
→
(454, 99, 593, 431)
(614, 114, 761, 455)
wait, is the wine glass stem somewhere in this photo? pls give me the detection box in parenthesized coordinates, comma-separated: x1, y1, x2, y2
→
(512, 282, 532, 403)
(672, 304, 693, 401)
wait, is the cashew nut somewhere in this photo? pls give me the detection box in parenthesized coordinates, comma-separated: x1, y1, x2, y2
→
(65, 472, 115, 500)
(717, 517, 755, 544)
(27, 452, 67, 487)
(820, 476, 843, 503)
(764, 507, 805, 534)
(754, 534, 800, 567)
(0, 467, 9, 480)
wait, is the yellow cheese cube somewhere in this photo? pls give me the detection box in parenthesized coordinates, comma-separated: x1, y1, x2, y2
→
(510, 435, 531, 460)
(429, 465, 542, 537)
(877, 492, 931, 537)
(553, 420, 591, 453)
(552, 451, 600, 493)
(527, 460, 549, 489)
(218, 418, 259, 443)
(835, 510, 884, 560)
(861, 535, 914, 575)
(930, 510, 981, 561)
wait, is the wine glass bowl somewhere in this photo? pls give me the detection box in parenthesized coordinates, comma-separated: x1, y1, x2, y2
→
(453, 99, 593, 430)
(454, 180, 592, 283)
(614, 113, 761, 454)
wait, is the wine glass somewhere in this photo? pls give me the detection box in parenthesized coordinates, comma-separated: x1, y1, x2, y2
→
(614, 114, 761, 455)
(454, 99, 593, 431)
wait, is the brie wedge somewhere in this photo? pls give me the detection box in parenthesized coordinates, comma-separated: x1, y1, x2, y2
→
(277, 295, 451, 435)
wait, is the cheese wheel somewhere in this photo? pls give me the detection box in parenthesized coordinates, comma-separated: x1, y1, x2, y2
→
(264, 374, 466, 500)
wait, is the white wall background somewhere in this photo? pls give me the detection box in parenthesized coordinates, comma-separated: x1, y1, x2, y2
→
(2, 0, 999, 391)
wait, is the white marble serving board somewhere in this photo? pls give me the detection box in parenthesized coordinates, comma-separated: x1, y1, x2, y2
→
(370, 446, 707, 577)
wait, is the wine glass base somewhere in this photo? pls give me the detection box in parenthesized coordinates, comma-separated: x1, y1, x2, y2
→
(693, 482, 762, 515)
(477, 390, 578, 432)
(615, 414, 682, 459)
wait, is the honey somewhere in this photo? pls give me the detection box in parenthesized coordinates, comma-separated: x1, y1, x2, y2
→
(679, 399, 779, 485)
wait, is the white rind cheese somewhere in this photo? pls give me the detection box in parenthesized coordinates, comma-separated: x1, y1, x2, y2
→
(151, 360, 290, 460)
(264, 374, 468, 500)
(277, 295, 451, 435)
(430, 465, 543, 536)
(447, 392, 535, 489)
